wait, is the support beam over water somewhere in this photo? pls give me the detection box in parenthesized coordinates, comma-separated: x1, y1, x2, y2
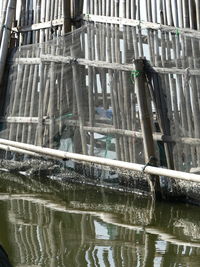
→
(0, 139, 199, 183)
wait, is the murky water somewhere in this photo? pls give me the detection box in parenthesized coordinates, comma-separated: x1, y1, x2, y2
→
(1, 171, 200, 267)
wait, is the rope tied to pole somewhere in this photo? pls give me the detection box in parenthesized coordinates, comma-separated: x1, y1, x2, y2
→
(175, 28, 180, 36)
(3, 24, 12, 32)
(55, 113, 73, 121)
(130, 70, 141, 84)
(141, 156, 158, 200)
(131, 70, 141, 78)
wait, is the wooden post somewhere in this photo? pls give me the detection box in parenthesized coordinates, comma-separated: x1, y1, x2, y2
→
(63, 0, 71, 34)
(134, 59, 161, 198)
(0, 0, 17, 86)
(134, 59, 155, 163)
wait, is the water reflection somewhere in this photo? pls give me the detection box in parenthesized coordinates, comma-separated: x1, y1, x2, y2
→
(0, 171, 200, 266)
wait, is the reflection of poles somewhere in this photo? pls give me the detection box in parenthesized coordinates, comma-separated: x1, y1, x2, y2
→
(10, 199, 25, 264)
(49, 210, 57, 267)
(143, 233, 156, 267)
(75, 214, 86, 266)
(59, 221, 65, 267)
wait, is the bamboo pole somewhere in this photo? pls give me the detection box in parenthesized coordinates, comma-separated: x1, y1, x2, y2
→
(16, 51, 31, 142)
(0, 0, 17, 86)
(106, 24, 121, 160)
(0, 0, 9, 43)
(87, 26, 95, 156)
(63, 0, 71, 34)
(70, 44, 87, 155)
(37, 61, 44, 146)
(9, 64, 24, 141)
(0, 138, 200, 183)
(133, 59, 156, 163)
(134, 59, 161, 196)
(26, 64, 39, 144)
(196, 0, 200, 30)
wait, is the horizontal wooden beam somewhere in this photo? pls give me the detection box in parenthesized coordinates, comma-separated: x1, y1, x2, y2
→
(0, 116, 48, 123)
(13, 58, 41, 65)
(1, 117, 200, 146)
(12, 13, 200, 40)
(12, 18, 64, 32)
(83, 14, 200, 39)
(11, 55, 200, 76)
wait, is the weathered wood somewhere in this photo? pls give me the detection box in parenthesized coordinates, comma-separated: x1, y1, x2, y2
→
(133, 59, 156, 163)
(134, 58, 161, 197)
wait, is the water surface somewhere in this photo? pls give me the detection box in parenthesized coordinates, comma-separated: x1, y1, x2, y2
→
(0, 171, 200, 267)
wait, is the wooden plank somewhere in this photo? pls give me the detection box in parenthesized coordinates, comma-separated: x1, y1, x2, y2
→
(12, 18, 64, 32)
(133, 59, 156, 163)
(1, 116, 200, 146)
(0, 116, 47, 123)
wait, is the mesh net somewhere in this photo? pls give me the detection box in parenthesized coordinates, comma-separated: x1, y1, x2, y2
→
(1, 22, 200, 174)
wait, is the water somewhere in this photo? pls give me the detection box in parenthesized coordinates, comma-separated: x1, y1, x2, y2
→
(0, 171, 200, 267)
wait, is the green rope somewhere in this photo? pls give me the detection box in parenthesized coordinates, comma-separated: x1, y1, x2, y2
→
(175, 28, 180, 36)
(131, 70, 141, 78)
(130, 70, 141, 84)
(56, 113, 73, 121)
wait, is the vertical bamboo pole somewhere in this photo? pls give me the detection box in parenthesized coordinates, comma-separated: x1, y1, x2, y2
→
(0, 0, 17, 86)
(87, 26, 95, 156)
(9, 64, 24, 141)
(188, 0, 196, 29)
(134, 59, 161, 197)
(196, 0, 200, 30)
(63, 0, 71, 34)
(106, 9, 121, 160)
(16, 52, 31, 142)
(37, 61, 44, 146)
(71, 44, 87, 155)
(134, 59, 155, 162)
(49, 60, 56, 148)
(26, 64, 39, 144)
(183, 0, 190, 28)
(0, 0, 9, 43)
